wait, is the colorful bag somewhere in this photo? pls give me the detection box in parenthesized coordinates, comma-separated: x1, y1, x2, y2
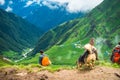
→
(42, 56, 51, 66)
(112, 47, 120, 64)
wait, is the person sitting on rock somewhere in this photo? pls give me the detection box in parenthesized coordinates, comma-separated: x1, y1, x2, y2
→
(39, 50, 51, 66)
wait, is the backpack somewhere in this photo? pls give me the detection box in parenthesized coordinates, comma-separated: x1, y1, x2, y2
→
(112, 47, 120, 64)
(42, 56, 51, 66)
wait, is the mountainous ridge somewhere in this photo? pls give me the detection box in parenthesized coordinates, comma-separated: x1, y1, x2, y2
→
(0, 0, 84, 32)
(26, 6, 83, 31)
(30, 0, 120, 65)
(0, 8, 43, 60)
(32, 19, 80, 54)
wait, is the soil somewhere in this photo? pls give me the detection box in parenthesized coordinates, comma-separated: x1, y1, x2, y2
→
(0, 66, 120, 80)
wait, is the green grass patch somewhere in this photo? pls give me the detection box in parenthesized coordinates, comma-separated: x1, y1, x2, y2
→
(96, 60, 120, 68)
(0, 64, 75, 73)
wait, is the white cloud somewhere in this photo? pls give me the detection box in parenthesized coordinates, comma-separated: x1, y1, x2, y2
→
(48, 0, 104, 13)
(24, 0, 42, 7)
(41, 0, 103, 13)
(22, 16, 27, 19)
(0, 0, 5, 5)
(24, 1, 34, 7)
(33, 0, 41, 4)
(42, 1, 58, 10)
(5, 6, 13, 12)
(9, 1, 13, 5)
(23, 0, 103, 13)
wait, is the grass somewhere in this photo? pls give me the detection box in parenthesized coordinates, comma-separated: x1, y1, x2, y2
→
(0, 64, 75, 73)
(0, 60, 120, 74)
(0, 57, 14, 67)
(0, 60, 10, 67)
(97, 60, 120, 68)
(17, 42, 119, 69)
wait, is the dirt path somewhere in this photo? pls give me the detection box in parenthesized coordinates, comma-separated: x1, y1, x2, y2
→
(0, 66, 120, 80)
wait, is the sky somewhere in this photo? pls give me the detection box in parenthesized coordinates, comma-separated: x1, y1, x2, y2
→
(0, 0, 104, 13)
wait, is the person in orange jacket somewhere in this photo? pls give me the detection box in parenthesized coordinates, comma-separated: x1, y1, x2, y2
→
(111, 42, 120, 64)
(39, 50, 51, 66)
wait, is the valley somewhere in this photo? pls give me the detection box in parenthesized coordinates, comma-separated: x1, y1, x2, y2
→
(0, 0, 120, 80)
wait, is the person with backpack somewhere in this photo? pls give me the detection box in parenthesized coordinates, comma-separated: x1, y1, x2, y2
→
(77, 38, 98, 68)
(111, 42, 120, 64)
(39, 50, 51, 66)
(83, 38, 99, 60)
(39, 50, 45, 65)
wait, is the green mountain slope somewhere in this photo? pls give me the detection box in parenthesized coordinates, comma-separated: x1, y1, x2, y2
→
(29, 0, 120, 65)
(0, 56, 13, 66)
(32, 19, 80, 54)
(0, 9, 43, 60)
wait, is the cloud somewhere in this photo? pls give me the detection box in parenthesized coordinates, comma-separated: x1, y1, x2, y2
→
(42, 1, 58, 10)
(5, 6, 13, 12)
(22, 16, 27, 19)
(24, 1, 35, 7)
(34, 0, 41, 4)
(9, 1, 13, 5)
(49, 0, 104, 13)
(0, 0, 5, 5)
(23, 0, 103, 13)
